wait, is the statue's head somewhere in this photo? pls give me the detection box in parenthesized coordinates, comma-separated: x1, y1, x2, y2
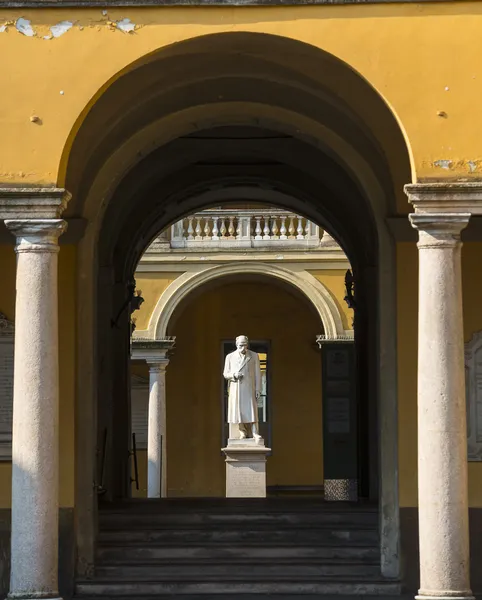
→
(236, 335, 249, 354)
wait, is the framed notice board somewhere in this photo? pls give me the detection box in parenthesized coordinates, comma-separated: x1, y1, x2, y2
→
(321, 342, 357, 501)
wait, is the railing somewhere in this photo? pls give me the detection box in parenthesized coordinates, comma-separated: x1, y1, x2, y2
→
(159, 209, 334, 251)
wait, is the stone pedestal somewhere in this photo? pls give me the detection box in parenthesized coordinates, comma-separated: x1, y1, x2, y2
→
(222, 439, 270, 498)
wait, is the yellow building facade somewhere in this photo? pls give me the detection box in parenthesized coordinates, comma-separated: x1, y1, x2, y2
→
(1, 1, 482, 598)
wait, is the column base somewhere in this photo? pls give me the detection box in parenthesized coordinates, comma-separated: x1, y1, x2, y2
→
(8, 595, 62, 600)
(416, 593, 474, 600)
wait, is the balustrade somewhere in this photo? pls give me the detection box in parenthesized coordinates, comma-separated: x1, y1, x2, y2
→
(167, 209, 330, 250)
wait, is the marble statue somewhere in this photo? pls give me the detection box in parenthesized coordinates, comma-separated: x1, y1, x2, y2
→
(223, 335, 262, 441)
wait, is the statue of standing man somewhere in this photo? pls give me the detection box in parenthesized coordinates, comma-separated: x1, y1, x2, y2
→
(223, 335, 262, 442)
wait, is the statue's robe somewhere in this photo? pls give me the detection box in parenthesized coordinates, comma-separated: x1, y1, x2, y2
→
(223, 349, 261, 424)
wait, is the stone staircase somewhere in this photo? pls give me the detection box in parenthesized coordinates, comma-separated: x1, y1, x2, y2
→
(75, 498, 401, 598)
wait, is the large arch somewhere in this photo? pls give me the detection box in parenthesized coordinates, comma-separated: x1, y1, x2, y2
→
(65, 31, 411, 586)
(134, 263, 347, 342)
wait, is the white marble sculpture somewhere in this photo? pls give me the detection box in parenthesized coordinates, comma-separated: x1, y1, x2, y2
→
(223, 335, 262, 441)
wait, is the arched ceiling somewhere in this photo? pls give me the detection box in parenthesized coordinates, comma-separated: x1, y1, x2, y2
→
(62, 32, 411, 280)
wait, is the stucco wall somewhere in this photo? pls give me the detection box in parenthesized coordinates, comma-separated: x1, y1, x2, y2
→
(0, 3, 480, 191)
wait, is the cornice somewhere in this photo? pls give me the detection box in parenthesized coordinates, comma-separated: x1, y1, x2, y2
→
(405, 182, 482, 216)
(0, 0, 458, 6)
(0, 187, 71, 220)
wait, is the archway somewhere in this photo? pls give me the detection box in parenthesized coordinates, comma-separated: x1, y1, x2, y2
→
(133, 262, 347, 341)
(61, 31, 412, 583)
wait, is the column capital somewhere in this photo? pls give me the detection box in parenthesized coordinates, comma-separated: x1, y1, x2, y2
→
(147, 358, 170, 373)
(405, 182, 482, 214)
(131, 337, 176, 362)
(409, 213, 470, 248)
(5, 219, 67, 253)
(0, 187, 71, 219)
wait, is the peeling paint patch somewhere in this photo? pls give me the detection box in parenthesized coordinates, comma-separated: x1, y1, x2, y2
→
(0, 25, 6, 33)
(434, 159, 453, 170)
(468, 161, 477, 173)
(16, 18, 34, 37)
(50, 21, 73, 38)
(116, 18, 135, 33)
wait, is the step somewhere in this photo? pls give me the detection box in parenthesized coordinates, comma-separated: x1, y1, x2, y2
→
(98, 528, 379, 545)
(97, 544, 379, 561)
(75, 579, 401, 596)
(99, 511, 378, 528)
(76, 595, 408, 600)
(94, 562, 382, 580)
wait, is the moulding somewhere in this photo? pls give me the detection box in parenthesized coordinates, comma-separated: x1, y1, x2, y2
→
(0, 0, 458, 6)
(134, 262, 346, 341)
(405, 182, 482, 216)
(316, 332, 354, 347)
(0, 188, 71, 220)
(0, 218, 88, 245)
(131, 337, 176, 362)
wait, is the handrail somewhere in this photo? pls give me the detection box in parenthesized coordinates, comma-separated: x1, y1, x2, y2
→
(130, 433, 139, 490)
(96, 427, 108, 496)
(130, 432, 139, 491)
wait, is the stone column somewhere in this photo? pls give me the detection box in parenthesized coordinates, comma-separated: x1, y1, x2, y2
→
(410, 213, 473, 600)
(147, 357, 169, 498)
(5, 219, 66, 600)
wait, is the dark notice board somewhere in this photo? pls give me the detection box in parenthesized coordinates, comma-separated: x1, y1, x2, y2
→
(321, 342, 357, 483)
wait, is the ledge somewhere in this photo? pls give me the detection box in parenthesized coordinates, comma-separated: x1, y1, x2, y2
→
(0, 0, 458, 6)
(0, 188, 71, 220)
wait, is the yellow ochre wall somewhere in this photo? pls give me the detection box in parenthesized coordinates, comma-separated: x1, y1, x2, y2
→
(134, 272, 182, 331)
(0, 244, 76, 508)
(132, 278, 325, 497)
(309, 270, 353, 331)
(0, 3, 481, 187)
(397, 241, 482, 508)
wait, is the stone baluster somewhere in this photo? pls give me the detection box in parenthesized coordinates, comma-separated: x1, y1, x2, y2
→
(288, 216, 296, 239)
(254, 216, 263, 240)
(280, 216, 288, 240)
(263, 216, 271, 240)
(220, 218, 227, 239)
(212, 216, 219, 241)
(228, 216, 235, 239)
(194, 217, 202, 241)
(271, 217, 279, 240)
(296, 216, 304, 240)
(409, 211, 473, 600)
(187, 217, 194, 241)
(204, 217, 211, 240)
(147, 356, 170, 498)
(5, 218, 67, 600)
(235, 218, 241, 239)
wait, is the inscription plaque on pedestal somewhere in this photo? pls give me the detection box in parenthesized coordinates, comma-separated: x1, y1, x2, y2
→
(222, 439, 271, 498)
